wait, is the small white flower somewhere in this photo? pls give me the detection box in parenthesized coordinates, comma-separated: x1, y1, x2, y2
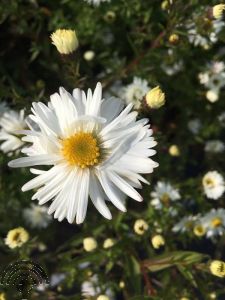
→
(172, 215, 197, 233)
(0, 109, 27, 154)
(84, 0, 110, 6)
(201, 208, 225, 238)
(82, 275, 114, 299)
(9, 83, 158, 224)
(120, 77, 150, 109)
(206, 89, 219, 103)
(202, 171, 225, 200)
(23, 204, 52, 228)
(198, 72, 210, 84)
(188, 119, 202, 134)
(150, 181, 180, 210)
(205, 140, 225, 153)
(218, 112, 225, 127)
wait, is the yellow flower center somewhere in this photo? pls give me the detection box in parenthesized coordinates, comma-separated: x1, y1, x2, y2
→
(61, 132, 100, 168)
(161, 193, 170, 205)
(204, 178, 215, 188)
(211, 217, 222, 228)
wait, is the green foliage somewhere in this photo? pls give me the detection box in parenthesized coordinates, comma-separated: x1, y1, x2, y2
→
(1, 0, 225, 299)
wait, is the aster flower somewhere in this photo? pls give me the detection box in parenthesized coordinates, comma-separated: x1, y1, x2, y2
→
(9, 83, 158, 224)
(23, 204, 52, 228)
(82, 275, 114, 299)
(172, 215, 197, 233)
(120, 77, 150, 109)
(218, 111, 225, 127)
(188, 118, 202, 134)
(0, 109, 27, 154)
(201, 209, 225, 238)
(202, 171, 225, 200)
(150, 181, 180, 210)
(84, 0, 110, 6)
(205, 140, 225, 153)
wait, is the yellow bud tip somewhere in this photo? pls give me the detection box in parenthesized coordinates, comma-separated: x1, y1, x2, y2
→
(146, 86, 165, 109)
(213, 4, 225, 19)
(134, 219, 149, 235)
(168, 145, 180, 156)
(83, 237, 98, 252)
(209, 260, 225, 278)
(50, 29, 79, 55)
(151, 235, 165, 249)
(169, 33, 179, 44)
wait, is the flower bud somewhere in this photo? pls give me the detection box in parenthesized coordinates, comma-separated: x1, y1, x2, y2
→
(212, 4, 225, 19)
(5, 227, 29, 249)
(134, 219, 149, 235)
(51, 29, 79, 55)
(169, 145, 180, 157)
(97, 295, 110, 300)
(83, 237, 97, 252)
(103, 238, 115, 249)
(209, 260, 225, 277)
(169, 33, 179, 44)
(193, 224, 205, 237)
(146, 86, 165, 109)
(151, 235, 165, 249)
(206, 90, 219, 103)
(84, 50, 95, 61)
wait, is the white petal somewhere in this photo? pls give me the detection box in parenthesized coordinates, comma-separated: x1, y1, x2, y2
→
(76, 169, 90, 224)
(107, 170, 143, 202)
(96, 170, 127, 212)
(89, 172, 112, 220)
(9, 155, 61, 168)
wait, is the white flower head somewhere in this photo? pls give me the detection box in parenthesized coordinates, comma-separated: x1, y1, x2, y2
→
(0, 109, 27, 154)
(218, 111, 225, 127)
(9, 83, 158, 224)
(202, 171, 225, 200)
(150, 181, 180, 210)
(188, 119, 202, 134)
(172, 215, 197, 233)
(23, 204, 52, 228)
(201, 208, 225, 238)
(120, 77, 150, 109)
(205, 140, 225, 153)
(84, 0, 110, 6)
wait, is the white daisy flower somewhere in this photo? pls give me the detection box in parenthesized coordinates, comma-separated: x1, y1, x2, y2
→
(9, 83, 158, 224)
(201, 209, 225, 238)
(205, 140, 225, 153)
(198, 72, 210, 85)
(82, 275, 114, 299)
(23, 204, 52, 228)
(120, 77, 150, 109)
(172, 215, 197, 233)
(150, 181, 180, 210)
(202, 171, 225, 200)
(0, 109, 27, 154)
(84, 0, 110, 6)
(187, 119, 202, 135)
